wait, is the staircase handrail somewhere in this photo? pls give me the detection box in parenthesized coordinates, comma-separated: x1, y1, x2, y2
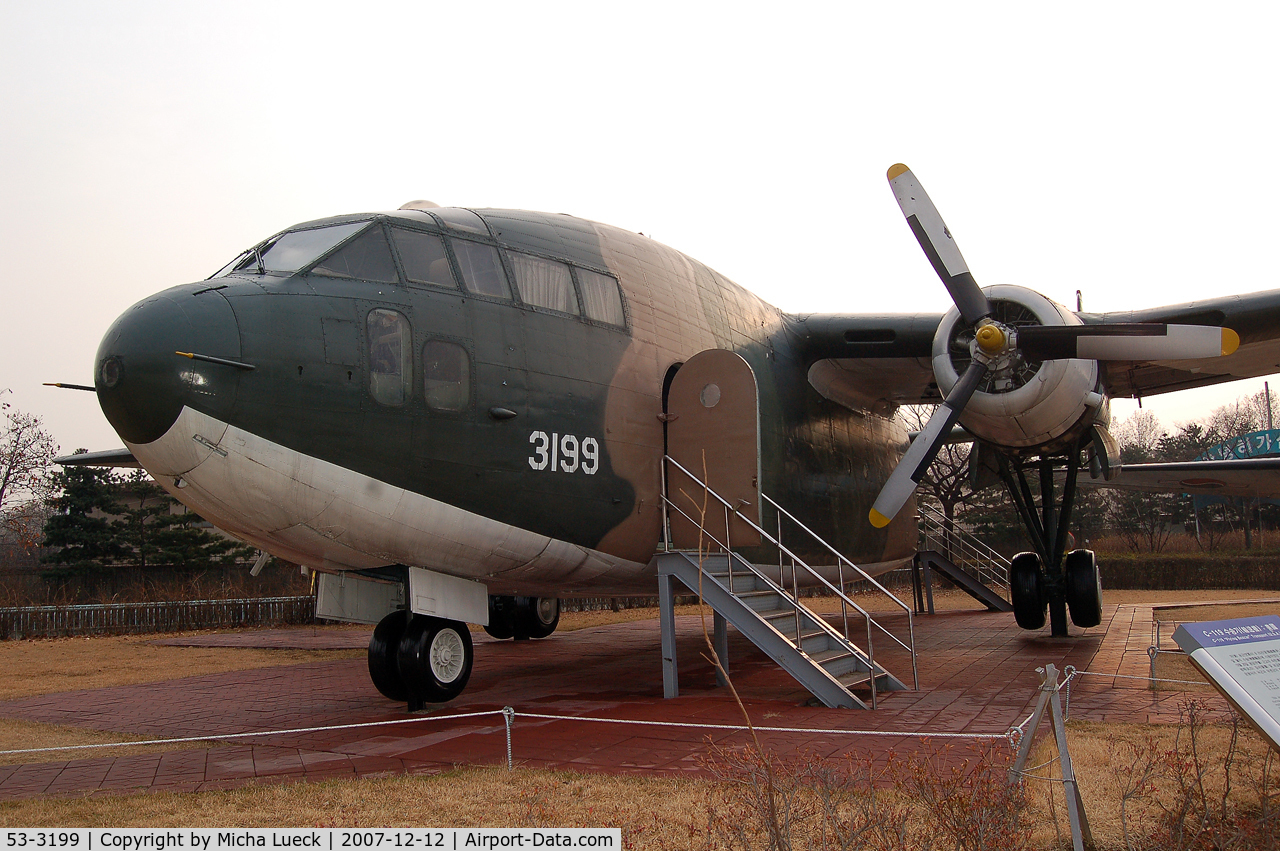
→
(917, 503, 1010, 589)
(661, 495, 890, 706)
(662, 455, 917, 679)
(762, 493, 914, 616)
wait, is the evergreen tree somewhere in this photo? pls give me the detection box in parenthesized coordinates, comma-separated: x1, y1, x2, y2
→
(149, 508, 252, 568)
(111, 471, 172, 569)
(40, 452, 126, 570)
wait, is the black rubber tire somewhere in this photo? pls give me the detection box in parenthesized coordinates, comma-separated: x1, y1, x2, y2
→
(1010, 552, 1047, 630)
(368, 610, 410, 702)
(1065, 548, 1103, 628)
(483, 595, 517, 640)
(397, 615, 474, 706)
(515, 597, 560, 640)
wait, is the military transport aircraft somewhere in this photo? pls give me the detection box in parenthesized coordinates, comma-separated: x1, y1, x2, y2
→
(53, 165, 1280, 708)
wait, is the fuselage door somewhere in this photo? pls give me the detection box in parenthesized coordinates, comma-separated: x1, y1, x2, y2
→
(665, 349, 761, 549)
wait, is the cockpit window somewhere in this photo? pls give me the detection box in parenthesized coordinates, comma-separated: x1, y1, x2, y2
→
(311, 225, 399, 283)
(453, 240, 510, 299)
(391, 228, 457, 289)
(219, 222, 366, 277)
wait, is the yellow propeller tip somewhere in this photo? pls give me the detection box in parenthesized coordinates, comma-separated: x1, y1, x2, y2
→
(869, 508, 892, 528)
(1222, 328, 1240, 356)
(175, 351, 195, 358)
(886, 163, 911, 180)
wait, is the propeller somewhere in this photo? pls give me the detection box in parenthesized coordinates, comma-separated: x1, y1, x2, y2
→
(869, 165, 1241, 528)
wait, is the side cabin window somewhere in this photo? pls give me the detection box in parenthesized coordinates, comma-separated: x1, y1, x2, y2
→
(312, 225, 399, 283)
(368, 309, 412, 406)
(576, 268, 626, 327)
(452, 239, 510, 299)
(510, 252, 578, 315)
(391, 228, 457, 289)
(423, 340, 471, 412)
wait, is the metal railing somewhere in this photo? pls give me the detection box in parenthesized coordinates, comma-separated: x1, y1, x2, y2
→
(0, 596, 316, 639)
(661, 455, 918, 705)
(917, 503, 1011, 595)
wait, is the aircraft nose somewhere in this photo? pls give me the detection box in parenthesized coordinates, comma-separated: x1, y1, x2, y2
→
(95, 286, 243, 445)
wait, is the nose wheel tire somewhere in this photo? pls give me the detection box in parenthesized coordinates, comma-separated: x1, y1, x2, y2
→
(1065, 548, 1103, 628)
(1010, 552, 1047, 630)
(368, 610, 410, 702)
(397, 615, 474, 709)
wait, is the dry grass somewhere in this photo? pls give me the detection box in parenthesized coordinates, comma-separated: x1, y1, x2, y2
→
(0, 718, 217, 765)
(1152, 600, 1280, 622)
(1090, 530, 1280, 555)
(0, 631, 362, 702)
(0, 721, 1270, 849)
(1151, 653, 1214, 691)
(1022, 712, 1279, 849)
(0, 766, 709, 838)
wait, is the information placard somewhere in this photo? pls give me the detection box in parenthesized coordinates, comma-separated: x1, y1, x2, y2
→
(1173, 614, 1280, 751)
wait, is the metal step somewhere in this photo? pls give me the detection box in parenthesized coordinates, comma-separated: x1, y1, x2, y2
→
(657, 550, 910, 709)
(916, 550, 1013, 613)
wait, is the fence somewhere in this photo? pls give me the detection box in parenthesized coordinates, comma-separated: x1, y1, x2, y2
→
(0, 596, 316, 639)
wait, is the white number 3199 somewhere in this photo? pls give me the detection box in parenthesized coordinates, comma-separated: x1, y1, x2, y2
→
(528, 432, 599, 474)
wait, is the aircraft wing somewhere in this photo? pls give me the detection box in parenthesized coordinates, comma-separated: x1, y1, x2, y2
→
(790, 287, 1280, 411)
(53, 448, 141, 468)
(1082, 288, 1280, 398)
(1080, 457, 1280, 498)
(789, 312, 944, 411)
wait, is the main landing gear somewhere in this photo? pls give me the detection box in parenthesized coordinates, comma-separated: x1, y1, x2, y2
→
(367, 596, 560, 709)
(483, 595, 560, 641)
(367, 611, 474, 711)
(998, 445, 1104, 636)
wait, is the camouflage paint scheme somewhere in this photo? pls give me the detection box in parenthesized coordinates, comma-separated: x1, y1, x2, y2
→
(95, 207, 918, 596)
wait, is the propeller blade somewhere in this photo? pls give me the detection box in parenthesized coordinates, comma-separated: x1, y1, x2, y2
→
(870, 359, 988, 527)
(887, 164, 990, 324)
(1017, 324, 1240, 361)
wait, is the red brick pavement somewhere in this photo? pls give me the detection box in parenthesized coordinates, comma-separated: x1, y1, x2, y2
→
(0, 602, 1230, 799)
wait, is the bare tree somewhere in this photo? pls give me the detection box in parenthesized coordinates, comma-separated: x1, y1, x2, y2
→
(0, 391, 60, 553)
(1107, 410, 1182, 552)
(1204, 388, 1278, 442)
(895, 405, 974, 525)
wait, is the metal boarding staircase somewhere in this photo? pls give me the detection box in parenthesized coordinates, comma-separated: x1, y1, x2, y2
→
(657, 455, 917, 709)
(915, 503, 1013, 613)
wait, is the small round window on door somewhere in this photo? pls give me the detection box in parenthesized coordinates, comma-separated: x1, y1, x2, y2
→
(368, 308, 411, 406)
(423, 340, 471, 412)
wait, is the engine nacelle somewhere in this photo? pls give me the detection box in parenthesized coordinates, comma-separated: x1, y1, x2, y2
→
(932, 285, 1102, 451)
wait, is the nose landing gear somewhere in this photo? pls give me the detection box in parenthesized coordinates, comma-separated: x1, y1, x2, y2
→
(998, 446, 1105, 636)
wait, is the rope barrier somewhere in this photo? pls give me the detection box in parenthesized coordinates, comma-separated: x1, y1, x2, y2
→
(0, 665, 1219, 761)
(1069, 668, 1211, 688)
(0, 709, 509, 757)
(0, 707, 1008, 759)
(514, 712, 1008, 740)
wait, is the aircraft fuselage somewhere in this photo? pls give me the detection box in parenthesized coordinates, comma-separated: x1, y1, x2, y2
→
(94, 207, 915, 596)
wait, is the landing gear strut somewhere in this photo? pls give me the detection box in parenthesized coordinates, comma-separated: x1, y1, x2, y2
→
(997, 442, 1103, 636)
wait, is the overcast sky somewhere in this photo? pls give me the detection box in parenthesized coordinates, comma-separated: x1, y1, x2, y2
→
(3, 1, 1278, 453)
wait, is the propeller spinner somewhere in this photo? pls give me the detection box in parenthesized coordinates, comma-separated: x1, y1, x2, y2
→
(869, 165, 1240, 528)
